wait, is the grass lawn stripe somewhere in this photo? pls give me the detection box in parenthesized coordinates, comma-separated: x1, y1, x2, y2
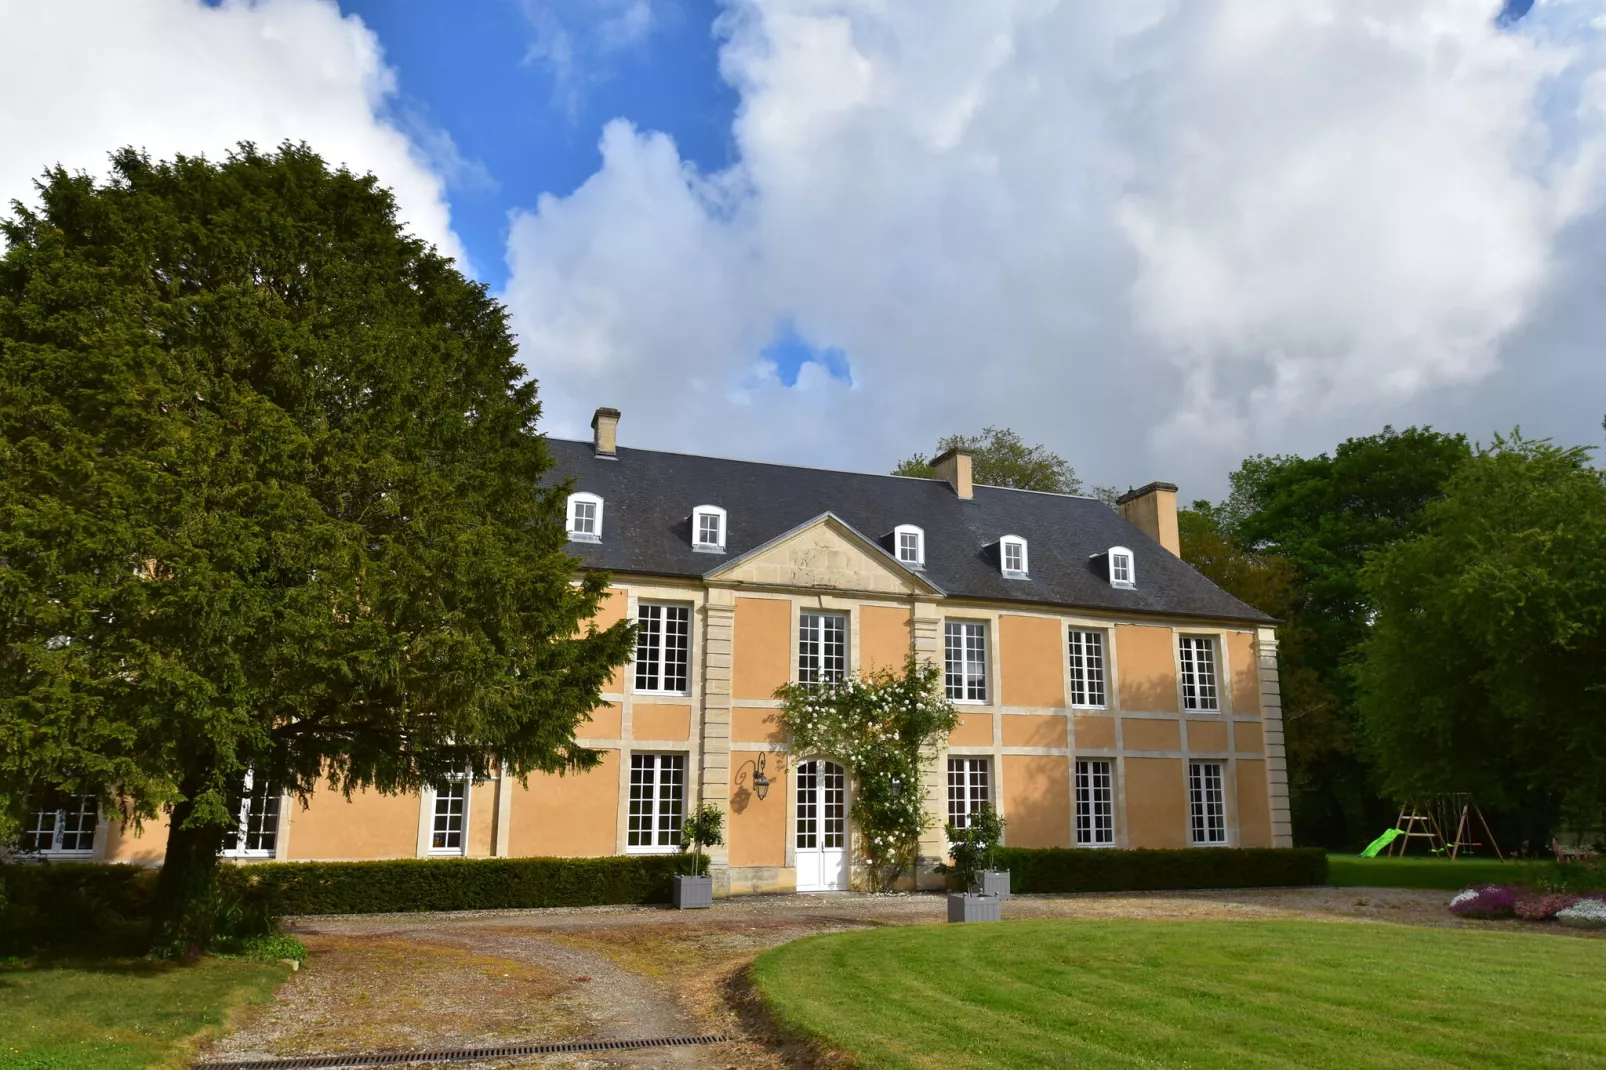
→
(752, 919, 1606, 1070)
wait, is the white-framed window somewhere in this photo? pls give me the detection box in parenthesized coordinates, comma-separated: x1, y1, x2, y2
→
(430, 777, 469, 855)
(1189, 762, 1228, 845)
(1000, 535, 1028, 578)
(635, 603, 691, 693)
(946, 757, 991, 831)
(944, 621, 988, 703)
(566, 491, 604, 542)
(220, 771, 280, 858)
(798, 612, 847, 686)
(23, 794, 97, 856)
(692, 505, 727, 552)
(893, 524, 925, 568)
(1108, 545, 1135, 589)
(627, 753, 685, 851)
(1179, 635, 1220, 712)
(1067, 629, 1107, 708)
(1075, 760, 1115, 846)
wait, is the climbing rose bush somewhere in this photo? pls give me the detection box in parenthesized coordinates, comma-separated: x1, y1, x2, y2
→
(776, 657, 960, 891)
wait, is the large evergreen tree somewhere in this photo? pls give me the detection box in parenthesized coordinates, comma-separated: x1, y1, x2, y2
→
(0, 145, 634, 956)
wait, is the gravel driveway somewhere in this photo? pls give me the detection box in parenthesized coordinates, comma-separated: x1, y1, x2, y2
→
(200, 886, 1583, 1069)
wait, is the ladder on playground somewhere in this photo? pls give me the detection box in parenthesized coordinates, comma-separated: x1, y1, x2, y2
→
(1386, 807, 1446, 857)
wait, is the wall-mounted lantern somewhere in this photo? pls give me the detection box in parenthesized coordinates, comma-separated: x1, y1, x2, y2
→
(752, 753, 771, 801)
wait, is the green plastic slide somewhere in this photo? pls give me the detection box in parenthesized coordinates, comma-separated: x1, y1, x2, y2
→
(1360, 828, 1403, 857)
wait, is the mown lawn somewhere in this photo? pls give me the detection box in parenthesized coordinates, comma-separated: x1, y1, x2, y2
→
(1326, 854, 1566, 890)
(752, 920, 1606, 1069)
(0, 957, 288, 1070)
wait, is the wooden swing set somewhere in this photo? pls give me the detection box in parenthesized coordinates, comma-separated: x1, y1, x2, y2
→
(1386, 793, 1503, 860)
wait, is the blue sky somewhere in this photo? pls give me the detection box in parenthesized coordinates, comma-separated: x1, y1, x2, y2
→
(341, 0, 738, 290)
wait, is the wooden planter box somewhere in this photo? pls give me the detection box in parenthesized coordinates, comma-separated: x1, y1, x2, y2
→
(672, 874, 713, 909)
(947, 892, 1001, 923)
(974, 869, 1011, 899)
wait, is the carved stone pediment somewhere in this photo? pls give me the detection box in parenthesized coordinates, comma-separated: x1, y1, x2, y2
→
(704, 513, 943, 596)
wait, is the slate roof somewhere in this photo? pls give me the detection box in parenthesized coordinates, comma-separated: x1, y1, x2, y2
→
(545, 438, 1274, 625)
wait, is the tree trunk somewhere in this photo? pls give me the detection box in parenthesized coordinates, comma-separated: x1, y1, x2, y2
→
(150, 794, 224, 961)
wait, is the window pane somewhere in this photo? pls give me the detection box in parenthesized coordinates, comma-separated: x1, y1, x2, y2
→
(796, 760, 818, 849)
(24, 806, 58, 853)
(1068, 630, 1106, 707)
(244, 784, 280, 853)
(628, 753, 656, 847)
(697, 512, 720, 545)
(947, 757, 990, 831)
(432, 779, 467, 851)
(822, 762, 846, 849)
(1180, 637, 1219, 711)
(635, 604, 662, 691)
(1189, 762, 1227, 845)
(657, 755, 685, 847)
(1076, 760, 1114, 845)
(898, 531, 919, 562)
(635, 604, 690, 693)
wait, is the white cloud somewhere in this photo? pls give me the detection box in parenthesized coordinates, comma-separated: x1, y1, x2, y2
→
(504, 0, 1606, 495)
(520, 0, 664, 119)
(0, 0, 467, 267)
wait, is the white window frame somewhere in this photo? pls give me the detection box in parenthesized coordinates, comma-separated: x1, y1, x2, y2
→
(23, 794, 98, 857)
(692, 504, 727, 552)
(429, 774, 470, 856)
(1067, 628, 1108, 709)
(1179, 635, 1220, 712)
(635, 602, 692, 695)
(1189, 761, 1228, 846)
(893, 524, 925, 569)
(944, 620, 988, 703)
(1075, 760, 1116, 846)
(1108, 545, 1135, 589)
(219, 770, 281, 859)
(798, 611, 847, 686)
(999, 535, 1028, 578)
(627, 753, 686, 853)
(946, 757, 991, 831)
(566, 491, 604, 542)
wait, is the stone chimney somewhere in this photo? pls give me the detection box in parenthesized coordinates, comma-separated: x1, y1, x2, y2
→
(591, 407, 620, 458)
(1117, 481, 1180, 556)
(930, 446, 973, 500)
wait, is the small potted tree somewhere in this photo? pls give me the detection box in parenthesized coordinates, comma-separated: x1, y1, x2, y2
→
(943, 804, 1007, 923)
(673, 802, 723, 909)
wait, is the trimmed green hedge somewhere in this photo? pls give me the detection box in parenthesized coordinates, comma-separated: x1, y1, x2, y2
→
(992, 846, 1328, 893)
(1, 853, 706, 954)
(1326, 855, 1604, 891)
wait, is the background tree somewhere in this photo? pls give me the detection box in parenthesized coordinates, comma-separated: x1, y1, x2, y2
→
(894, 427, 1084, 494)
(1185, 427, 1470, 848)
(1355, 434, 1606, 834)
(0, 144, 634, 956)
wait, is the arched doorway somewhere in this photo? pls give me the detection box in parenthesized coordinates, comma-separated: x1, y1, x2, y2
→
(795, 759, 848, 891)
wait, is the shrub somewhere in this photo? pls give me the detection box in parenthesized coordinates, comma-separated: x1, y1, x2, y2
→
(1514, 892, 1579, 921)
(991, 847, 1327, 893)
(1555, 896, 1606, 930)
(0, 862, 157, 955)
(1448, 884, 1520, 919)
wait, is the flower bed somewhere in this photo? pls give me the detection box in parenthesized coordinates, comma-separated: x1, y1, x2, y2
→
(1449, 884, 1606, 926)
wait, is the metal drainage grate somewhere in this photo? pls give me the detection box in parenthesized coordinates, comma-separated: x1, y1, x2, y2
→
(195, 1034, 734, 1069)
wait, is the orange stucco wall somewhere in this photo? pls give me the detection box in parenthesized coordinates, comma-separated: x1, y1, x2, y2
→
(633, 703, 691, 741)
(731, 707, 784, 744)
(859, 605, 912, 673)
(468, 780, 497, 857)
(734, 597, 792, 699)
(1235, 722, 1264, 754)
(1002, 755, 1070, 848)
(597, 587, 629, 694)
(1228, 631, 1260, 716)
(1124, 758, 1188, 848)
(999, 615, 1065, 708)
(1122, 717, 1181, 752)
(1116, 624, 1177, 713)
(1236, 759, 1272, 847)
(1188, 720, 1229, 752)
(1001, 713, 1066, 748)
(948, 712, 994, 747)
(1073, 715, 1116, 751)
(103, 810, 171, 863)
(575, 702, 622, 739)
(290, 786, 421, 860)
(729, 749, 787, 867)
(507, 751, 619, 857)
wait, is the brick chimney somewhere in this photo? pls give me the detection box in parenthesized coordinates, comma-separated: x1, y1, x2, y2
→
(930, 446, 973, 500)
(1117, 482, 1180, 556)
(591, 407, 620, 458)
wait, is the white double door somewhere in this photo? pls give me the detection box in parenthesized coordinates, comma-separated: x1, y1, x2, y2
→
(795, 759, 849, 891)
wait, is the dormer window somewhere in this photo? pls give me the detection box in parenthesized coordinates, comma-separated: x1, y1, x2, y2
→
(893, 524, 925, 568)
(1108, 545, 1135, 589)
(692, 505, 727, 552)
(1000, 535, 1028, 578)
(567, 492, 603, 542)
